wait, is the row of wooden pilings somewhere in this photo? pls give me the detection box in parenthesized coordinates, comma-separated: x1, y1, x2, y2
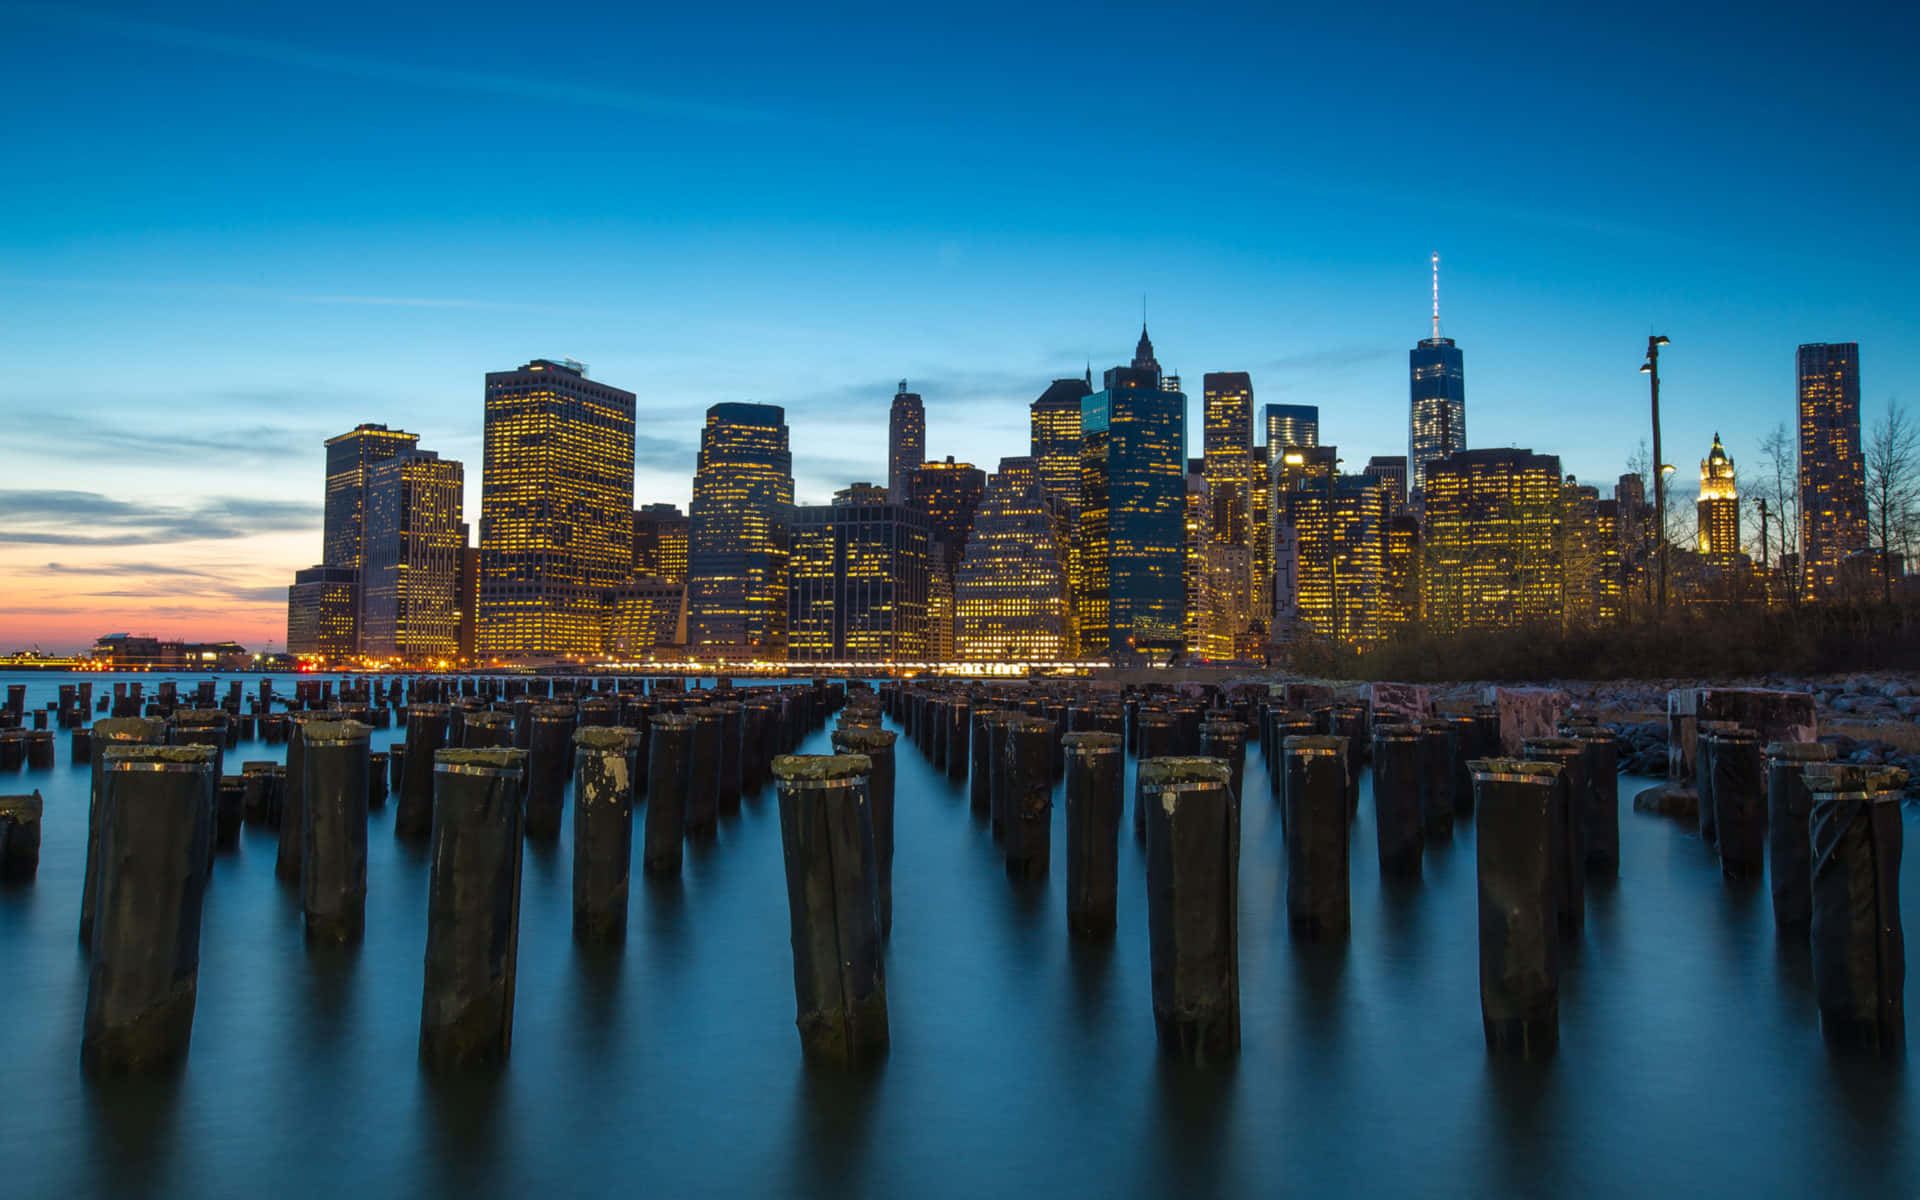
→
(58, 680, 844, 1075)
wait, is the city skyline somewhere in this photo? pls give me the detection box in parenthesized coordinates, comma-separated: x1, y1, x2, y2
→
(3, 3, 1914, 650)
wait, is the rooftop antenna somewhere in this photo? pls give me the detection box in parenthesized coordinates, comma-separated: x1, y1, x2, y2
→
(1430, 252, 1441, 342)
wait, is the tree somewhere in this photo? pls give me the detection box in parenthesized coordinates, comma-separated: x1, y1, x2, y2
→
(1865, 398, 1918, 605)
(1757, 422, 1799, 600)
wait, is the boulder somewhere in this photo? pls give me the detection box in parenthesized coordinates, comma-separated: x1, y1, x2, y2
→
(1666, 688, 1817, 783)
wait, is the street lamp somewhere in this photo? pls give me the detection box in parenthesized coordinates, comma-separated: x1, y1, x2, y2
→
(1640, 335, 1672, 617)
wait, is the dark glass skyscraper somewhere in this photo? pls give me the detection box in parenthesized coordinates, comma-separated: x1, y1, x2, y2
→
(888, 381, 925, 504)
(1408, 258, 1466, 504)
(687, 402, 794, 656)
(1075, 328, 1187, 658)
(787, 486, 929, 662)
(1263, 404, 1318, 452)
(478, 359, 635, 659)
(910, 456, 987, 569)
(1796, 342, 1864, 596)
(323, 423, 419, 572)
(1030, 376, 1092, 526)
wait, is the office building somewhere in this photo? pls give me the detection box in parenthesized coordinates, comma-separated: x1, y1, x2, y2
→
(687, 402, 794, 657)
(632, 503, 690, 583)
(787, 486, 928, 662)
(286, 566, 359, 660)
(888, 381, 925, 505)
(1075, 328, 1187, 658)
(360, 450, 464, 662)
(1365, 455, 1409, 520)
(1203, 371, 1255, 547)
(324, 423, 419, 572)
(1276, 467, 1386, 646)
(910, 457, 988, 570)
(1797, 342, 1865, 596)
(956, 456, 1073, 661)
(1264, 404, 1318, 452)
(605, 577, 687, 661)
(1408, 256, 1466, 503)
(478, 359, 636, 659)
(1422, 448, 1563, 634)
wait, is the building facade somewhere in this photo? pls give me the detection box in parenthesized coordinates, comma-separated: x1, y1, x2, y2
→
(1408, 336, 1467, 504)
(1264, 404, 1319, 453)
(887, 381, 925, 505)
(1797, 342, 1865, 596)
(632, 503, 690, 583)
(1365, 455, 1409, 520)
(1697, 433, 1740, 558)
(955, 456, 1073, 661)
(786, 489, 929, 662)
(605, 577, 687, 661)
(323, 423, 419, 573)
(286, 566, 359, 659)
(687, 402, 794, 657)
(1075, 329, 1187, 658)
(360, 450, 465, 662)
(1422, 448, 1563, 634)
(477, 359, 636, 659)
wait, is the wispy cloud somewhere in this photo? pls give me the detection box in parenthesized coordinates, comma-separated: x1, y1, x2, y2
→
(1261, 346, 1395, 373)
(0, 489, 319, 546)
(0, 415, 315, 463)
(44, 561, 214, 578)
(8, 4, 786, 127)
(635, 434, 698, 471)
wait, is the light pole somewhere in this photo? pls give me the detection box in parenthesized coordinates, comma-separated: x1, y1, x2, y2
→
(1640, 336, 1671, 618)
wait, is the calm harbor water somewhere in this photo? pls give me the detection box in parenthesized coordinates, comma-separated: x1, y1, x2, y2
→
(1, 670, 1914, 1197)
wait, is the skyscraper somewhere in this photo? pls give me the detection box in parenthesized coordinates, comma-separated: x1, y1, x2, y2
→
(1203, 371, 1255, 570)
(887, 381, 925, 505)
(1422, 448, 1563, 634)
(1408, 254, 1466, 504)
(955, 456, 1072, 661)
(324, 423, 419, 573)
(1075, 328, 1187, 658)
(910, 457, 988, 569)
(687, 402, 794, 656)
(632, 503, 690, 583)
(1796, 342, 1865, 596)
(478, 359, 636, 659)
(1697, 433, 1740, 558)
(360, 449, 464, 661)
(286, 566, 359, 660)
(1275, 465, 1386, 646)
(787, 486, 928, 662)
(1364, 455, 1409, 519)
(1264, 404, 1319, 452)
(1030, 377, 1092, 528)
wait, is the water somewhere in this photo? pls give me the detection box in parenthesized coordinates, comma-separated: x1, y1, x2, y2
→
(2, 671, 1914, 1197)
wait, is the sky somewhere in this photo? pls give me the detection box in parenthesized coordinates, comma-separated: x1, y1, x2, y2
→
(1, 0, 1915, 652)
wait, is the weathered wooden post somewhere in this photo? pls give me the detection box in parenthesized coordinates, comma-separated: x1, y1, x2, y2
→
(301, 719, 370, 943)
(464, 710, 513, 750)
(1710, 726, 1766, 880)
(0, 791, 42, 879)
(572, 727, 636, 943)
(419, 748, 527, 1070)
(1064, 731, 1123, 936)
(80, 717, 167, 946)
(969, 707, 999, 815)
(81, 745, 216, 1076)
(276, 714, 310, 883)
(1199, 719, 1248, 806)
(1563, 725, 1620, 876)
(395, 703, 449, 839)
(1472, 758, 1562, 1058)
(1765, 742, 1835, 931)
(1523, 736, 1587, 939)
(945, 698, 969, 781)
(714, 700, 744, 811)
(1418, 719, 1455, 839)
(830, 726, 897, 937)
(1002, 716, 1053, 880)
(1370, 724, 1423, 878)
(685, 706, 723, 838)
(1283, 735, 1350, 939)
(643, 714, 694, 877)
(1140, 756, 1238, 1063)
(1133, 712, 1179, 839)
(524, 705, 575, 841)
(773, 753, 888, 1068)
(1805, 763, 1906, 1059)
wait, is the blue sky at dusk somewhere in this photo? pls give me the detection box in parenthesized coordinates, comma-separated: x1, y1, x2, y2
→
(1, 0, 1915, 650)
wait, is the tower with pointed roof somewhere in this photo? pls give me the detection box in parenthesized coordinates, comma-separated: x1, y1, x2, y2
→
(1408, 254, 1466, 509)
(1697, 432, 1740, 558)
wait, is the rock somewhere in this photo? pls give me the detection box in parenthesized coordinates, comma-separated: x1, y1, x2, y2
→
(1881, 681, 1911, 699)
(1633, 783, 1697, 819)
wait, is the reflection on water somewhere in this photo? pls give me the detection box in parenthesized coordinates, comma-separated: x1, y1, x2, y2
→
(0, 671, 1914, 1197)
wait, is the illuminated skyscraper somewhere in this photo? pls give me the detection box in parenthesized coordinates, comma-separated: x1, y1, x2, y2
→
(361, 450, 465, 662)
(1380, 513, 1421, 636)
(787, 486, 928, 662)
(605, 577, 686, 660)
(1697, 433, 1740, 558)
(1564, 476, 1621, 627)
(1422, 448, 1563, 634)
(1203, 371, 1254, 519)
(287, 566, 359, 659)
(1276, 466, 1386, 646)
(632, 503, 690, 583)
(1408, 254, 1467, 504)
(478, 359, 636, 659)
(956, 456, 1072, 661)
(1264, 404, 1318, 452)
(1796, 342, 1865, 596)
(1364, 455, 1409, 520)
(687, 402, 794, 656)
(1075, 329, 1187, 658)
(324, 423, 419, 572)
(888, 381, 925, 505)
(910, 457, 988, 569)
(1031, 377, 1092, 523)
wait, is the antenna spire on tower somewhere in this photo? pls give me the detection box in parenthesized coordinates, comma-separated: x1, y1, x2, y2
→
(1430, 252, 1441, 342)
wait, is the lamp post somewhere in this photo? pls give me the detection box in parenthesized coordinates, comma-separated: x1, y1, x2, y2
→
(1640, 336, 1672, 618)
